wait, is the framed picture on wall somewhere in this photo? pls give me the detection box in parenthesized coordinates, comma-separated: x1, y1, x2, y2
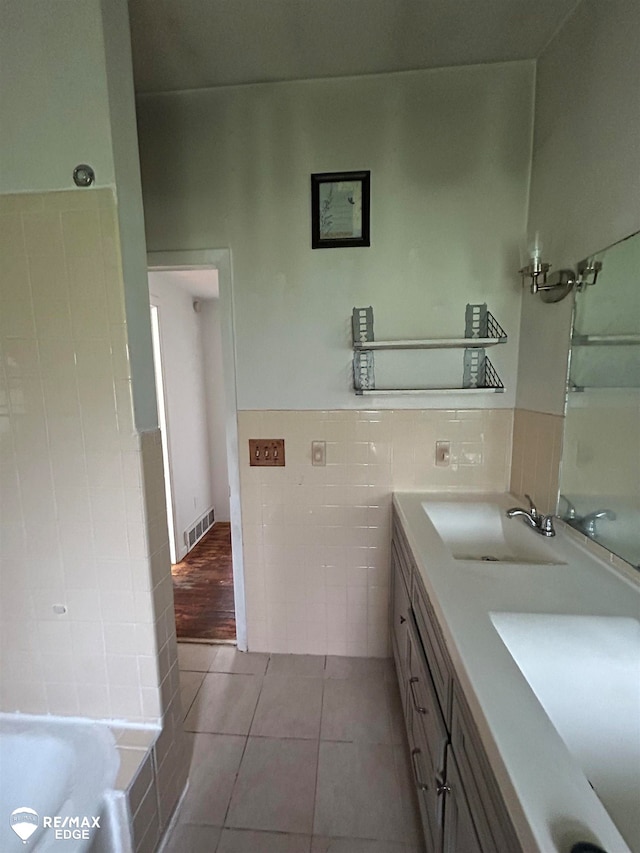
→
(311, 171, 370, 249)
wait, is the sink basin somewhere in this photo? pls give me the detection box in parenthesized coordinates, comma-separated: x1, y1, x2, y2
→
(491, 612, 640, 853)
(421, 500, 563, 564)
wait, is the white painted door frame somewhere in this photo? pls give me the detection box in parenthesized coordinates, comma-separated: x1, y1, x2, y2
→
(148, 300, 179, 565)
(147, 249, 247, 651)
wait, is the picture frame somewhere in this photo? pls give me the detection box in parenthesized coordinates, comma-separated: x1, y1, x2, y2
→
(311, 171, 370, 249)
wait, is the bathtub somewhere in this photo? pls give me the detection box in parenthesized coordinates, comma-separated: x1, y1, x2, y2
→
(0, 714, 127, 853)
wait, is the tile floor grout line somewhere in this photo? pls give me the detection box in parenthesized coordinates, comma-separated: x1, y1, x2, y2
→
(309, 674, 325, 841)
(218, 657, 271, 833)
(180, 670, 207, 721)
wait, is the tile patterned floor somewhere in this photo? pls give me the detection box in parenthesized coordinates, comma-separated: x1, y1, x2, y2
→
(171, 524, 235, 641)
(165, 644, 424, 853)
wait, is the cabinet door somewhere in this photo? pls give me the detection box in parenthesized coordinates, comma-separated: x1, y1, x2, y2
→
(450, 686, 522, 853)
(443, 749, 483, 853)
(391, 541, 411, 710)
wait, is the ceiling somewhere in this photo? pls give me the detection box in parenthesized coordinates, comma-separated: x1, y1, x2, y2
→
(129, 0, 580, 95)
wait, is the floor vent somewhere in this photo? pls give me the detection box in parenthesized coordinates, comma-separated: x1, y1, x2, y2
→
(184, 508, 215, 551)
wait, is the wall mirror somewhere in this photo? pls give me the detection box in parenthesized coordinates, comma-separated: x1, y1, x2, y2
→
(558, 230, 640, 569)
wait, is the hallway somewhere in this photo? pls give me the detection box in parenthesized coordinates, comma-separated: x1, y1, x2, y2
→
(171, 523, 236, 641)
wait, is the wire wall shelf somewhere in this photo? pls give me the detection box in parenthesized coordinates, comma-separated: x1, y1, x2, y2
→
(351, 304, 507, 395)
(571, 333, 640, 347)
(351, 304, 507, 350)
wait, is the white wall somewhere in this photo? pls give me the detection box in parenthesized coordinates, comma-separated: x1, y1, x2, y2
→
(149, 271, 215, 558)
(0, 0, 115, 193)
(100, 0, 158, 431)
(517, 0, 640, 414)
(137, 61, 535, 410)
(202, 298, 231, 521)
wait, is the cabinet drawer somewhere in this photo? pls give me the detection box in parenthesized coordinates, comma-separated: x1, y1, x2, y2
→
(407, 697, 445, 853)
(407, 616, 448, 760)
(451, 686, 522, 853)
(411, 573, 452, 724)
(390, 544, 411, 714)
(392, 515, 414, 592)
(406, 616, 449, 852)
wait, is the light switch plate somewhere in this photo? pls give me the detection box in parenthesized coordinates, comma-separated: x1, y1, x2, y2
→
(249, 439, 285, 466)
(435, 440, 451, 467)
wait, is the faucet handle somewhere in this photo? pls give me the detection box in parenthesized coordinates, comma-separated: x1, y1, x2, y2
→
(524, 494, 539, 519)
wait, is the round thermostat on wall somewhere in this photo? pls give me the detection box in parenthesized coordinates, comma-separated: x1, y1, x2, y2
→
(73, 164, 95, 187)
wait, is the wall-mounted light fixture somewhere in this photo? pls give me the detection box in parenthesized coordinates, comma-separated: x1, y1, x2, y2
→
(519, 232, 555, 294)
(519, 234, 602, 303)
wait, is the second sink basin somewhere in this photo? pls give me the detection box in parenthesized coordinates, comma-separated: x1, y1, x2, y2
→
(421, 500, 564, 564)
(490, 612, 640, 853)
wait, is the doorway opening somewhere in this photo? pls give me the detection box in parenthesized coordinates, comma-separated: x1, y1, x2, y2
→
(147, 250, 246, 649)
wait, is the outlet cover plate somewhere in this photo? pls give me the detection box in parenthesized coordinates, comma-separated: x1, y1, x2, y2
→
(311, 440, 326, 466)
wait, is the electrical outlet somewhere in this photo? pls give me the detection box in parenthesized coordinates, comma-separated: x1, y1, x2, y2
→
(311, 440, 326, 466)
(249, 439, 285, 467)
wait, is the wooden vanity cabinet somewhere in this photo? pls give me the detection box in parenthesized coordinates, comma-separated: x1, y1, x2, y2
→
(391, 509, 522, 853)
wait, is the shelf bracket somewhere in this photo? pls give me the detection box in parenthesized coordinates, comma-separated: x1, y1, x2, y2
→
(465, 303, 507, 342)
(463, 347, 484, 388)
(353, 350, 374, 394)
(352, 306, 374, 346)
(464, 351, 504, 391)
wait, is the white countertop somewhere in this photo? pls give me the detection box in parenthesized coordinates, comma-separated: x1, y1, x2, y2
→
(393, 491, 640, 853)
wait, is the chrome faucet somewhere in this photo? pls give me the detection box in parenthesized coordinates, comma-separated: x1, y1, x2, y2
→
(578, 509, 616, 538)
(506, 494, 555, 537)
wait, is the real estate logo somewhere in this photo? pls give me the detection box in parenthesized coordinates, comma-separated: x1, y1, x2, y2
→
(9, 807, 101, 843)
(9, 808, 39, 842)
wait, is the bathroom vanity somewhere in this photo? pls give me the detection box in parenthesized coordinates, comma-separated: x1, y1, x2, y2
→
(391, 492, 639, 853)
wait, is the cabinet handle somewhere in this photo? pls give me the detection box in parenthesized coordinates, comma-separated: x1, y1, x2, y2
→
(436, 773, 451, 796)
(410, 748, 429, 791)
(409, 676, 427, 714)
(399, 615, 406, 624)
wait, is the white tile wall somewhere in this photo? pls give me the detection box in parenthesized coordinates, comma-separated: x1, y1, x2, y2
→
(0, 189, 178, 728)
(238, 408, 513, 655)
(510, 408, 564, 515)
(0, 186, 188, 845)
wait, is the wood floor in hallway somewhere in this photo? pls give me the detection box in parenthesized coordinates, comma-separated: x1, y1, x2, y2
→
(171, 523, 236, 641)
